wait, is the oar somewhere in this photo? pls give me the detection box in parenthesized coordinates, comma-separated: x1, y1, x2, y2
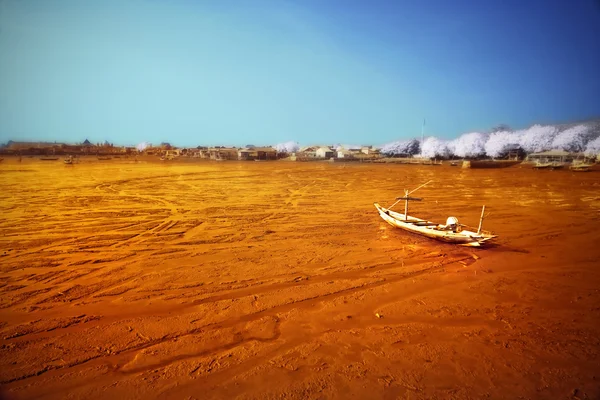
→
(408, 180, 432, 195)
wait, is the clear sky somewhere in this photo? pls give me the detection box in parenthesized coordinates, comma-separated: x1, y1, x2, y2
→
(1, 0, 599, 147)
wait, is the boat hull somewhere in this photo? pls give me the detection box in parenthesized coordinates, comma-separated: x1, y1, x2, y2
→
(533, 163, 564, 170)
(570, 164, 593, 172)
(462, 160, 521, 169)
(374, 203, 496, 247)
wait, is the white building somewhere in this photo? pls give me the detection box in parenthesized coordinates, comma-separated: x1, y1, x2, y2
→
(337, 149, 355, 159)
(316, 147, 334, 159)
(361, 146, 380, 155)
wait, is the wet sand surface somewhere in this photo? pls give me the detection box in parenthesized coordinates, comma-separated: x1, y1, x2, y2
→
(1, 159, 599, 399)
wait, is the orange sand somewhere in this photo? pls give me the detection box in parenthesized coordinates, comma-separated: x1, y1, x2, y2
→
(1, 158, 599, 399)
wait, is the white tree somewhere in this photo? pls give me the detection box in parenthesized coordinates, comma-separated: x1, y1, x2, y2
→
(273, 141, 300, 153)
(380, 140, 407, 155)
(335, 144, 362, 151)
(518, 124, 558, 153)
(484, 131, 522, 158)
(551, 125, 592, 152)
(584, 136, 600, 156)
(136, 142, 150, 152)
(380, 139, 420, 156)
(420, 137, 450, 158)
(448, 132, 487, 157)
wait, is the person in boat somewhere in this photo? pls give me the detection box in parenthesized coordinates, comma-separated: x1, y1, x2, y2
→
(439, 216, 460, 232)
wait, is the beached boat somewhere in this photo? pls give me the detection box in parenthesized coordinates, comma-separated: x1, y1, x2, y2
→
(569, 163, 593, 172)
(374, 181, 497, 247)
(422, 159, 442, 166)
(533, 161, 563, 170)
(462, 160, 522, 169)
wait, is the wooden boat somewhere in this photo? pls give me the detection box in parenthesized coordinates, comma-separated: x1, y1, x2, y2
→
(422, 159, 442, 166)
(374, 181, 497, 247)
(569, 163, 592, 172)
(462, 160, 522, 169)
(533, 161, 563, 170)
(569, 157, 594, 172)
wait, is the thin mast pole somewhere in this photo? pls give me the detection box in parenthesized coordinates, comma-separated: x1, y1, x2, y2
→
(387, 180, 431, 216)
(421, 118, 425, 154)
(404, 189, 409, 221)
(477, 205, 486, 234)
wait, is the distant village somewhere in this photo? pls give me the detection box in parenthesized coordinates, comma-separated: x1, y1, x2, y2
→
(0, 139, 597, 167)
(0, 139, 382, 162)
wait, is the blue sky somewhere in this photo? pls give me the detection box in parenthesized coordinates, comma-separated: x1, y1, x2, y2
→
(1, 0, 599, 147)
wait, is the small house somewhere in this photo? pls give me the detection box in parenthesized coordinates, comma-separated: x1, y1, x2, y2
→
(209, 147, 238, 160)
(238, 148, 253, 160)
(337, 149, 355, 159)
(238, 147, 277, 160)
(361, 146, 380, 155)
(164, 149, 181, 158)
(526, 150, 575, 163)
(316, 147, 334, 159)
(253, 147, 277, 160)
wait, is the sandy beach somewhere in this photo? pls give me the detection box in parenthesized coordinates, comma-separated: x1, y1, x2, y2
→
(1, 158, 599, 399)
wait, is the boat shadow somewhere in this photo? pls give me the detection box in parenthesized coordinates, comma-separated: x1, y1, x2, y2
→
(482, 241, 529, 254)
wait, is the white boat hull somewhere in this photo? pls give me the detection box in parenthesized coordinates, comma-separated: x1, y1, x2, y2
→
(374, 203, 496, 247)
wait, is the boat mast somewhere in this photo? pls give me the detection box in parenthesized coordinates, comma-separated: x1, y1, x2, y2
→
(477, 205, 486, 234)
(387, 180, 432, 220)
(421, 118, 425, 154)
(404, 189, 409, 221)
